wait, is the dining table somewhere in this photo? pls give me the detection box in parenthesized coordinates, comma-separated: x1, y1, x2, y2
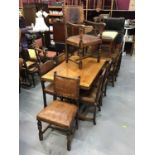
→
(41, 57, 107, 90)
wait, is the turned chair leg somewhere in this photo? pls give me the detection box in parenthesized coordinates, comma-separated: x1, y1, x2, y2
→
(67, 132, 71, 151)
(31, 74, 35, 87)
(43, 92, 47, 107)
(79, 60, 82, 69)
(112, 75, 115, 87)
(37, 120, 43, 141)
(104, 83, 108, 96)
(75, 113, 78, 129)
(93, 106, 96, 125)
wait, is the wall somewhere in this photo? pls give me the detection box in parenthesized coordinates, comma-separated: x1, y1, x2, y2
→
(117, 0, 130, 10)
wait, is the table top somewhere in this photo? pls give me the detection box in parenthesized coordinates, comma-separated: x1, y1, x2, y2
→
(41, 57, 107, 90)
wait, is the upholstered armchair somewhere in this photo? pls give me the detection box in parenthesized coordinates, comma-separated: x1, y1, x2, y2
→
(104, 17, 125, 49)
(94, 15, 125, 52)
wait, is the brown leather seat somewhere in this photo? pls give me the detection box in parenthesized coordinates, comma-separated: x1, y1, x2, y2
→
(37, 100, 78, 128)
(67, 34, 102, 47)
(80, 87, 97, 105)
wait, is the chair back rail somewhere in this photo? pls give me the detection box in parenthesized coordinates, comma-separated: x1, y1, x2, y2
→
(54, 72, 80, 101)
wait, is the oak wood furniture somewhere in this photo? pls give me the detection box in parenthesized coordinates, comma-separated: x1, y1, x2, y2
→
(37, 72, 80, 151)
(108, 52, 120, 87)
(41, 57, 107, 90)
(80, 68, 106, 125)
(64, 5, 104, 69)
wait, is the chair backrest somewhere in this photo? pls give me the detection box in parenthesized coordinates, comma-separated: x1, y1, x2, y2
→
(64, 5, 84, 37)
(64, 5, 84, 24)
(104, 17, 125, 33)
(97, 68, 106, 101)
(55, 53, 65, 65)
(104, 60, 112, 78)
(34, 38, 43, 48)
(54, 72, 80, 101)
(38, 60, 55, 76)
(27, 49, 37, 60)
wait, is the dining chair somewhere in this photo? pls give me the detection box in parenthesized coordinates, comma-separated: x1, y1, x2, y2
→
(80, 68, 106, 125)
(36, 72, 80, 151)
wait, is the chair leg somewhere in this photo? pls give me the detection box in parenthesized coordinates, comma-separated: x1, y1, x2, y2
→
(75, 113, 78, 129)
(93, 106, 96, 125)
(37, 120, 43, 141)
(97, 44, 101, 62)
(112, 75, 115, 87)
(104, 83, 108, 96)
(43, 92, 47, 107)
(115, 74, 117, 81)
(98, 97, 102, 111)
(31, 74, 35, 87)
(98, 104, 101, 111)
(79, 60, 82, 69)
(66, 44, 69, 63)
(67, 132, 71, 151)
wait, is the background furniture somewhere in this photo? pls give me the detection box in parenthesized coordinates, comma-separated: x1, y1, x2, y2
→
(21, 1, 134, 50)
(93, 16, 125, 53)
(48, 3, 64, 46)
(122, 20, 135, 55)
(104, 17, 125, 51)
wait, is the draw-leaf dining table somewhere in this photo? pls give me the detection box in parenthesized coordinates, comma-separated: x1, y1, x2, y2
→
(41, 57, 107, 90)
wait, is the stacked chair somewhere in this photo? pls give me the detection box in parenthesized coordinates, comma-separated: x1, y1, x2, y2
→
(64, 5, 104, 69)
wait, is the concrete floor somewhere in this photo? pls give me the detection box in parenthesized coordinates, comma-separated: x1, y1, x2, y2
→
(19, 54, 135, 155)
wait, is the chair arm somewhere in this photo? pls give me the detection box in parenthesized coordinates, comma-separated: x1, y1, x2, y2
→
(35, 48, 43, 53)
(67, 22, 86, 35)
(84, 20, 105, 36)
(84, 20, 106, 27)
(67, 22, 84, 28)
